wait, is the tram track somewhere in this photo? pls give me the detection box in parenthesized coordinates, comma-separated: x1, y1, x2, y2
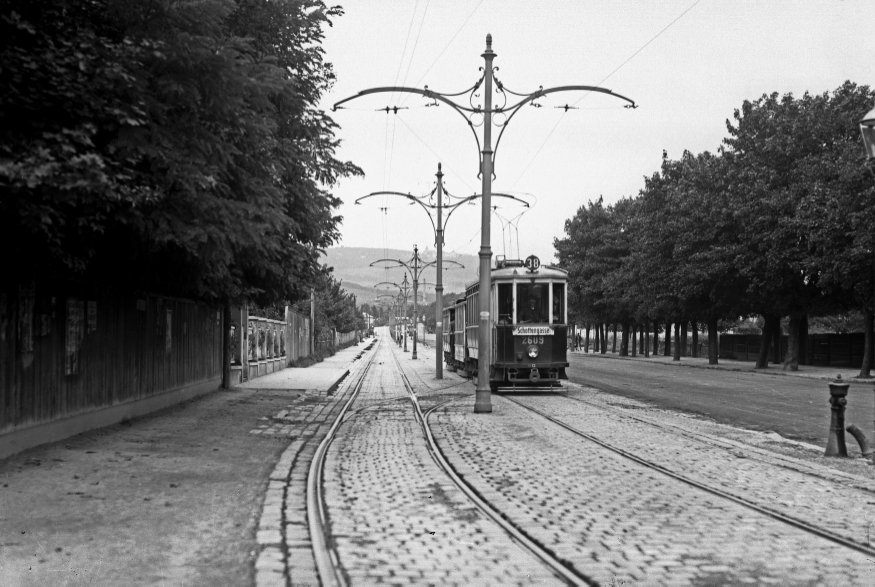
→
(388, 344, 593, 586)
(557, 386, 875, 493)
(307, 335, 381, 587)
(504, 394, 875, 561)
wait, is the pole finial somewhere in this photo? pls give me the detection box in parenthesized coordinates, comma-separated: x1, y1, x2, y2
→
(486, 33, 492, 49)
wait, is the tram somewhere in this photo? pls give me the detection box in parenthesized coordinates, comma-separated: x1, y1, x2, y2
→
(443, 255, 569, 391)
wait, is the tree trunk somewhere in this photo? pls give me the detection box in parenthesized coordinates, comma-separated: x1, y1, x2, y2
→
(600, 323, 607, 355)
(620, 322, 629, 356)
(783, 315, 801, 371)
(631, 322, 637, 357)
(861, 311, 873, 378)
(664, 321, 672, 356)
(672, 322, 681, 361)
(799, 314, 808, 366)
(707, 316, 719, 365)
(644, 321, 650, 358)
(680, 320, 688, 357)
(691, 318, 698, 358)
(611, 324, 617, 353)
(653, 320, 660, 356)
(585, 325, 590, 353)
(755, 314, 779, 369)
(771, 317, 782, 364)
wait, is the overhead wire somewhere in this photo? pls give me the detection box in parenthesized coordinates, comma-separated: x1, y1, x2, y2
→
(398, 0, 431, 96)
(400, 0, 485, 107)
(507, 0, 707, 191)
(389, 0, 420, 105)
(393, 114, 476, 192)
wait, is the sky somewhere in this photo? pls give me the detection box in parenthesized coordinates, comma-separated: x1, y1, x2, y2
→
(318, 0, 875, 265)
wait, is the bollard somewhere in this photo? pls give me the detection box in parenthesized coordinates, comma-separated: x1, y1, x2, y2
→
(824, 375, 850, 457)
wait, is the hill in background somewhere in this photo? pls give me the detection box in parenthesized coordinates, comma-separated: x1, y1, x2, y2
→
(322, 246, 478, 307)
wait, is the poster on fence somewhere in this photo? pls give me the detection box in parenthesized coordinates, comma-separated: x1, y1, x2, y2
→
(66, 298, 84, 375)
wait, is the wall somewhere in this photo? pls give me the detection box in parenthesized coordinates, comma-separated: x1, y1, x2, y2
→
(235, 306, 310, 384)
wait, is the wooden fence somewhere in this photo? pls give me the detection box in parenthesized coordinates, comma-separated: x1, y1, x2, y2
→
(1, 281, 222, 440)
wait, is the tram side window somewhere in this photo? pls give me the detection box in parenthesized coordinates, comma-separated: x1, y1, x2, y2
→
(497, 284, 513, 325)
(552, 283, 565, 324)
(516, 283, 546, 323)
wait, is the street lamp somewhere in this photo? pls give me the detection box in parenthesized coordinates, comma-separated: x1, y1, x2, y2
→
(335, 34, 636, 412)
(861, 100, 875, 464)
(356, 163, 522, 377)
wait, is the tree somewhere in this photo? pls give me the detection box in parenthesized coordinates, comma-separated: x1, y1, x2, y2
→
(1, 0, 361, 305)
(723, 83, 874, 370)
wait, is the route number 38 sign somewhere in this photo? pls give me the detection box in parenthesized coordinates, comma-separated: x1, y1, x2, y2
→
(524, 255, 541, 271)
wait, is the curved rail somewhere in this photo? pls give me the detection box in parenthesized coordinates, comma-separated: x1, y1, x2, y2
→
(307, 337, 381, 587)
(387, 348, 592, 586)
(506, 396, 875, 560)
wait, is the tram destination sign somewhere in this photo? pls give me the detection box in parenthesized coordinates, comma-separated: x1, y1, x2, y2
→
(513, 326, 554, 336)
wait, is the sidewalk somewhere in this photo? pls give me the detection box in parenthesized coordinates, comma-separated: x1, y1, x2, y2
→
(0, 339, 374, 585)
(570, 347, 874, 384)
(239, 341, 367, 392)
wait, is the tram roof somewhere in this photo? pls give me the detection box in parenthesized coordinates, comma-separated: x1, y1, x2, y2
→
(494, 264, 567, 280)
(464, 264, 568, 290)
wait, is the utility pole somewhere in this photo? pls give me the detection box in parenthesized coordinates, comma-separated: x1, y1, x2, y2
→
(412, 245, 419, 359)
(434, 164, 444, 377)
(336, 35, 636, 412)
(358, 170, 525, 376)
(474, 38, 496, 413)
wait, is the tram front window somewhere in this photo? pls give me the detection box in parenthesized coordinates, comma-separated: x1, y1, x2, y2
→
(552, 283, 565, 324)
(516, 284, 546, 323)
(498, 284, 513, 325)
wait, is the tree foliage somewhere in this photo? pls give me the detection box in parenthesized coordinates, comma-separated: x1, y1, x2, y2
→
(1, 0, 361, 304)
(554, 82, 875, 366)
(290, 265, 363, 335)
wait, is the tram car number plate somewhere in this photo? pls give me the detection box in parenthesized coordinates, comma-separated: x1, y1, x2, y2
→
(520, 336, 545, 345)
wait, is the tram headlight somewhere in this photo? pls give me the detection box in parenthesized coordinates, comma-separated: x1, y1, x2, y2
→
(527, 345, 539, 359)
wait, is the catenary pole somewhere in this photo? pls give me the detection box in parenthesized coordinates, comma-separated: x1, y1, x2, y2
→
(435, 164, 444, 379)
(334, 34, 636, 414)
(474, 36, 496, 413)
(412, 245, 419, 360)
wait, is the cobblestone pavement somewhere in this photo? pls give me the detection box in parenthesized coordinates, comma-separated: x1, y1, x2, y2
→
(251, 341, 376, 587)
(269, 335, 875, 585)
(523, 388, 875, 544)
(321, 337, 562, 585)
(429, 393, 875, 584)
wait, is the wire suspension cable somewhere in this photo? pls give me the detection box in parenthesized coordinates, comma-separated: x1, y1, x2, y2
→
(390, 0, 420, 105)
(509, 0, 706, 190)
(400, 0, 486, 107)
(398, 0, 431, 98)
